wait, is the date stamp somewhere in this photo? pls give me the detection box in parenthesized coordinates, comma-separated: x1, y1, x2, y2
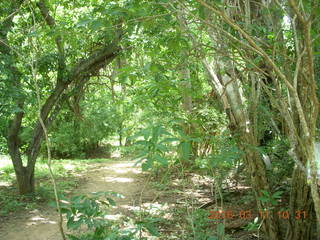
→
(208, 210, 307, 220)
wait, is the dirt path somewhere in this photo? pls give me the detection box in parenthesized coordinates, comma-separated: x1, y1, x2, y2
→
(0, 160, 154, 240)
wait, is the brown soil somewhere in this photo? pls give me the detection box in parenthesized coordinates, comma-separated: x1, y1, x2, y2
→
(0, 160, 154, 240)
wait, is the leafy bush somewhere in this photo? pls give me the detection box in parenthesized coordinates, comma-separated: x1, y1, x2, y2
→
(132, 125, 177, 171)
(186, 209, 230, 240)
(52, 191, 161, 240)
(262, 137, 293, 186)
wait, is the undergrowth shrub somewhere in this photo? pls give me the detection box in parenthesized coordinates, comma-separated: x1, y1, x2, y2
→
(52, 191, 161, 240)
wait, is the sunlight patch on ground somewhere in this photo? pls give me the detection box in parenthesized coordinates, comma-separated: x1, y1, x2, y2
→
(232, 185, 251, 190)
(103, 176, 134, 183)
(113, 162, 135, 168)
(63, 164, 75, 171)
(181, 189, 204, 198)
(113, 168, 141, 174)
(99, 165, 141, 174)
(141, 202, 172, 215)
(113, 168, 129, 174)
(198, 197, 213, 204)
(120, 204, 140, 211)
(27, 215, 57, 226)
(98, 162, 142, 175)
(121, 202, 173, 217)
(190, 174, 212, 184)
(171, 179, 184, 186)
(103, 214, 123, 220)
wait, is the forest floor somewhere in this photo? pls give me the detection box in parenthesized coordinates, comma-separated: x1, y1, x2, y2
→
(0, 158, 262, 240)
(0, 160, 158, 240)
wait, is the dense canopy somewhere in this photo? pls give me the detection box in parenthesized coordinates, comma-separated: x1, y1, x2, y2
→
(0, 0, 319, 240)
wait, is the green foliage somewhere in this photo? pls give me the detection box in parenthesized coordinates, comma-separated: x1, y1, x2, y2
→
(1, 0, 317, 238)
(131, 216, 161, 237)
(0, 191, 36, 216)
(196, 133, 242, 178)
(0, 158, 105, 216)
(0, 136, 7, 154)
(186, 209, 230, 240)
(244, 217, 260, 231)
(262, 137, 293, 186)
(132, 124, 177, 171)
(52, 192, 123, 234)
(48, 90, 119, 158)
(258, 190, 283, 206)
(186, 208, 214, 240)
(53, 191, 161, 240)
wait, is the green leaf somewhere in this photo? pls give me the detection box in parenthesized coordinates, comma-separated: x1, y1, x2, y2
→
(136, 140, 149, 146)
(143, 223, 159, 236)
(66, 234, 81, 240)
(76, 18, 91, 27)
(155, 144, 168, 152)
(160, 137, 179, 144)
(142, 159, 153, 171)
(155, 154, 168, 165)
(106, 197, 116, 206)
(89, 19, 104, 31)
(12, 106, 24, 113)
(261, 190, 270, 197)
(181, 141, 191, 161)
(217, 223, 225, 236)
(208, 236, 218, 240)
(272, 191, 283, 199)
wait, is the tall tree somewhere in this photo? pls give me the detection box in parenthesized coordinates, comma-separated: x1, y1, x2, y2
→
(166, 0, 320, 238)
(2, 0, 121, 194)
(193, 0, 320, 239)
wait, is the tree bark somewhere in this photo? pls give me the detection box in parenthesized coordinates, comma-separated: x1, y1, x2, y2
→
(220, 69, 282, 240)
(286, 167, 314, 240)
(15, 167, 35, 195)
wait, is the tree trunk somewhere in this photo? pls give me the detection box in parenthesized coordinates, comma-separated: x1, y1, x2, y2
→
(119, 121, 123, 147)
(203, 58, 282, 239)
(286, 167, 314, 240)
(221, 70, 281, 240)
(15, 167, 35, 195)
(240, 133, 282, 240)
(6, 43, 119, 195)
(7, 102, 36, 194)
(175, 3, 282, 238)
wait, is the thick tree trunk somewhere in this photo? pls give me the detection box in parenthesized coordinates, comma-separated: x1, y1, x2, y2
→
(27, 81, 68, 166)
(192, 0, 318, 238)
(223, 75, 281, 239)
(7, 101, 36, 194)
(15, 167, 35, 195)
(240, 133, 281, 240)
(205, 63, 282, 239)
(285, 136, 318, 239)
(9, 144, 35, 195)
(286, 168, 314, 240)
